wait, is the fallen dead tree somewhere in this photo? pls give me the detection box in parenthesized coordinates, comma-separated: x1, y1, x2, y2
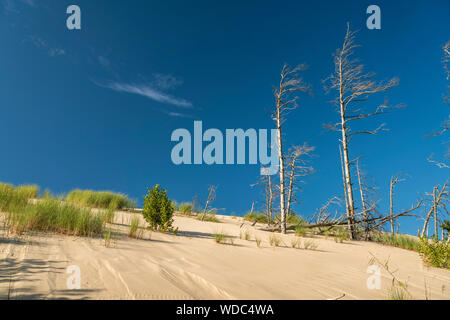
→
(259, 200, 422, 235)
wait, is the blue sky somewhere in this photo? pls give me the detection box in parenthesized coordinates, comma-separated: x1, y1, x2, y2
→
(0, 0, 448, 235)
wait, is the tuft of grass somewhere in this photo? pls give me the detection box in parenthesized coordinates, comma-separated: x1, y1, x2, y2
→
(291, 237, 302, 249)
(269, 233, 282, 247)
(178, 202, 193, 215)
(303, 239, 318, 250)
(255, 236, 262, 248)
(128, 216, 144, 239)
(66, 189, 136, 210)
(240, 229, 251, 241)
(104, 227, 112, 248)
(197, 213, 220, 223)
(295, 225, 307, 237)
(333, 227, 350, 243)
(0, 183, 29, 213)
(213, 230, 233, 245)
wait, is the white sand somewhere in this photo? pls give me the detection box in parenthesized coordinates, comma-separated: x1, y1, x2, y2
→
(1, 212, 449, 300)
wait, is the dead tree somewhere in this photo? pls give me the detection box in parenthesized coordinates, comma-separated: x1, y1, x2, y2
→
(324, 23, 400, 239)
(285, 144, 315, 217)
(356, 160, 381, 240)
(201, 185, 217, 221)
(421, 180, 449, 238)
(272, 64, 311, 234)
(428, 41, 450, 168)
(388, 174, 408, 235)
(251, 174, 277, 225)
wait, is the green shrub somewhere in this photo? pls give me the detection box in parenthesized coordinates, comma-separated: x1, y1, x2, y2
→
(178, 202, 193, 215)
(419, 237, 449, 269)
(66, 189, 135, 210)
(142, 185, 175, 232)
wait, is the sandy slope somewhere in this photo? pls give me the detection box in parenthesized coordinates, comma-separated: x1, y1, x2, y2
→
(1, 211, 449, 300)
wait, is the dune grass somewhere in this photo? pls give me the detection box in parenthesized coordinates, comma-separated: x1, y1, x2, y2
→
(240, 229, 251, 241)
(372, 233, 422, 252)
(5, 198, 105, 236)
(243, 212, 272, 224)
(128, 215, 144, 239)
(269, 233, 282, 247)
(0, 183, 29, 213)
(66, 189, 135, 210)
(213, 230, 233, 245)
(196, 213, 220, 223)
(178, 202, 193, 215)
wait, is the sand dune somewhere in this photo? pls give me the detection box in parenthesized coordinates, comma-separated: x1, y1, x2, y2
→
(1, 212, 449, 300)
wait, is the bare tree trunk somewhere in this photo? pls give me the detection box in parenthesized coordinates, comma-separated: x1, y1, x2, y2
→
(433, 187, 438, 240)
(271, 64, 310, 234)
(339, 145, 352, 236)
(201, 185, 217, 221)
(421, 182, 448, 237)
(286, 163, 294, 217)
(356, 160, 368, 240)
(276, 110, 287, 234)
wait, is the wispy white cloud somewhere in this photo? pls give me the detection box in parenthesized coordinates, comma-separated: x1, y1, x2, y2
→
(151, 73, 183, 90)
(2, 0, 35, 13)
(95, 81, 193, 108)
(25, 35, 65, 57)
(164, 111, 194, 118)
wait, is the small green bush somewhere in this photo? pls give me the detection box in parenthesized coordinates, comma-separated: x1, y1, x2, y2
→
(178, 202, 193, 215)
(142, 185, 175, 232)
(419, 237, 449, 269)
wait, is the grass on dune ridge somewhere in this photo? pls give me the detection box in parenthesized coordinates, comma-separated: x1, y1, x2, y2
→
(0, 183, 114, 236)
(66, 189, 136, 210)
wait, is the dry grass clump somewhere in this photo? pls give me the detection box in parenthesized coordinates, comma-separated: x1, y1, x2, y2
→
(303, 239, 319, 250)
(269, 233, 282, 247)
(240, 229, 251, 241)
